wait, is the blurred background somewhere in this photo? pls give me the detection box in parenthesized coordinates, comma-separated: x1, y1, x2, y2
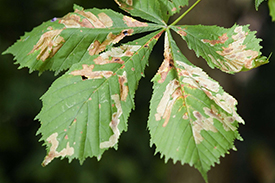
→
(0, 0, 275, 182)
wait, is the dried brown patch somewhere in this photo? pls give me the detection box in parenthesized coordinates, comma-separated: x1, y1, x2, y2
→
(42, 133, 74, 166)
(118, 71, 128, 101)
(202, 33, 228, 46)
(157, 32, 174, 83)
(29, 29, 65, 61)
(155, 79, 182, 127)
(123, 16, 148, 27)
(59, 9, 113, 28)
(176, 27, 187, 36)
(97, 12, 113, 27)
(93, 45, 140, 65)
(59, 14, 94, 28)
(176, 61, 220, 93)
(88, 29, 134, 56)
(100, 94, 123, 148)
(70, 64, 113, 79)
(192, 111, 218, 144)
(209, 26, 259, 72)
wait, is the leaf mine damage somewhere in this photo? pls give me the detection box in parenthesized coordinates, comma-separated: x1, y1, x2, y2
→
(59, 9, 113, 28)
(70, 64, 113, 79)
(157, 32, 174, 83)
(176, 27, 187, 37)
(208, 26, 260, 72)
(100, 94, 123, 149)
(176, 60, 244, 124)
(202, 33, 228, 46)
(192, 110, 218, 144)
(118, 71, 129, 101)
(155, 79, 182, 127)
(88, 29, 134, 56)
(42, 133, 74, 166)
(93, 45, 141, 65)
(123, 16, 148, 27)
(28, 29, 65, 61)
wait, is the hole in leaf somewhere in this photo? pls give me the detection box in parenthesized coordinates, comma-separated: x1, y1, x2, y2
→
(81, 75, 88, 80)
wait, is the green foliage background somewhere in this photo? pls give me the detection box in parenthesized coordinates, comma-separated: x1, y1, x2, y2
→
(1, 0, 275, 182)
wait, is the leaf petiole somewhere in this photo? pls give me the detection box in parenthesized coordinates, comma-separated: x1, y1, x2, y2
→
(169, 0, 201, 26)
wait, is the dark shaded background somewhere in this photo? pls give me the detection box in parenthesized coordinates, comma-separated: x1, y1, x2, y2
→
(1, 0, 275, 182)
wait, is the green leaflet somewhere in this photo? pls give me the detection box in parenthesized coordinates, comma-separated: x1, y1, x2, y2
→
(269, 0, 275, 21)
(36, 30, 163, 165)
(148, 31, 243, 182)
(114, 0, 189, 24)
(255, 0, 266, 10)
(171, 24, 268, 74)
(3, 5, 159, 75)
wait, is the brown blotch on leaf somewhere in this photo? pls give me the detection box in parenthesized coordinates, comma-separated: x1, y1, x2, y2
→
(93, 45, 140, 65)
(177, 27, 187, 37)
(28, 29, 65, 61)
(42, 133, 74, 166)
(100, 94, 123, 149)
(155, 79, 182, 127)
(59, 14, 94, 28)
(202, 33, 228, 46)
(172, 7, 177, 12)
(97, 12, 113, 27)
(157, 32, 174, 83)
(88, 29, 134, 56)
(208, 26, 259, 72)
(59, 9, 113, 28)
(192, 110, 218, 144)
(123, 16, 148, 27)
(118, 71, 129, 101)
(70, 64, 113, 79)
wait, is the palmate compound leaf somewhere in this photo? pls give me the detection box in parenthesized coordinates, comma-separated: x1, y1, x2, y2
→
(114, 0, 189, 25)
(36, 29, 164, 166)
(3, 4, 160, 74)
(172, 24, 268, 74)
(148, 31, 244, 182)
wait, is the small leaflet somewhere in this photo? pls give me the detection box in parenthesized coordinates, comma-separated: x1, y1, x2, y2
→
(70, 64, 113, 79)
(42, 133, 74, 166)
(28, 29, 65, 61)
(100, 94, 123, 149)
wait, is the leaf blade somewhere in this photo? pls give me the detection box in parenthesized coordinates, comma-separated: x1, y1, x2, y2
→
(3, 6, 160, 74)
(36, 29, 164, 165)
(171, 24, 268, 74)
(148, 30, 243, 181)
